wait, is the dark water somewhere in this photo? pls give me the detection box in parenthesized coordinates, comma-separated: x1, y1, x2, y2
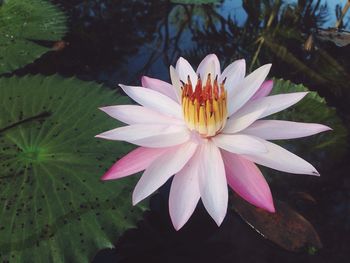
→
(16, 0, 350, 262)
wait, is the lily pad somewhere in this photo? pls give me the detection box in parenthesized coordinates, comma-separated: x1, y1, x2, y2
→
(270, 79, 347, 169)
(0, 75, 146, 262)
(0, 0, 67, 74)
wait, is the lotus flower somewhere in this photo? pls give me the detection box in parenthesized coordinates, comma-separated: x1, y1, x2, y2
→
(96, 54, 331, 230)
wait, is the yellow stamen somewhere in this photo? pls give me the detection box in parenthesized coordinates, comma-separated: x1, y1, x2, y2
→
(181, 74, 228, 137)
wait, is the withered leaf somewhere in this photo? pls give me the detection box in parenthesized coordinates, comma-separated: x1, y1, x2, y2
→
(231, 195, 322, 252)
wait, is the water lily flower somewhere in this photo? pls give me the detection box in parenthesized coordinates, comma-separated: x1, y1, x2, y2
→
(96, 54, 331, 230)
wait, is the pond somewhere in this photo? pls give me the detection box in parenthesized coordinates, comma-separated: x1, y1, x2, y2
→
(0, 0, 350, 262)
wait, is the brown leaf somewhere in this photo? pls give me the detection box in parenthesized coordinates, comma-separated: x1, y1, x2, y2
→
(231, 195, 322, 252)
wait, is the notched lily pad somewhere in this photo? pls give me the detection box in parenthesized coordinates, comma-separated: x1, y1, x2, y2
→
(0, 75, 146, 262)
(0, 0, 67, 74)
(231, 195, 322, 252)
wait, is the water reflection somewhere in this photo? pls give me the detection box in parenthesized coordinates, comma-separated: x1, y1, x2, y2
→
(16, 0, 350, 262)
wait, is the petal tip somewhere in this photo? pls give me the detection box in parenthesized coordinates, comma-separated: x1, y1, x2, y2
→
(265, 202, 276, 213)
(132, 194, 140, 206)
(98, 106, 108, 113)
(269, 207, 276, 213)
(100, 172, 111, 181)
(207, 53, 219, 60)
(214, 215, 225, 227)
(261, 63, 272, 71)
(323, 125, 333, 132)
(177, 57, 187, 66)
(265, 79, 273, 85)
(171, 220, 184, 231)
(312, 170, 320, 176)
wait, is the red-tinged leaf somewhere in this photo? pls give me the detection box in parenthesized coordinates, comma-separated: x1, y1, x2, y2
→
(231, 194, 322, 252)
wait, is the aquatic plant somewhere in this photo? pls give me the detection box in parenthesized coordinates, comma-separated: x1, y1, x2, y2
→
(97, 54, 330, 230)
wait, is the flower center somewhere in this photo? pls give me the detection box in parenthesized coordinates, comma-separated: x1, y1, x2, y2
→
(181, 74, 227, 137)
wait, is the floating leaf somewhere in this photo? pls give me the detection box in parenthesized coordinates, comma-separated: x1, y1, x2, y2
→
(270, 79, 347, 168)
(231, 195, 322, 252)
(0, 0, 67, 74)
(171, 0, 220, 4)
(0, 75, 146, 262)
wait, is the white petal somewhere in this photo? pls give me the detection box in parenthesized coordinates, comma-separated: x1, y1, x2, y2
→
(141, 76, 178, 102)
(212, 134, 267, 155)
(243, 139, 320, 175)
(196, 54, 220, 83)
(133, 141, 198, 204)
(198, 141, 228, 226)
(237, 92, 308, 119)
(169, 65, 182, 103)
(175, 57, 197, 86)
(222, 105, 266, 134)
(99, 105, 184, 125)
(219, 59, 246, 95)
(96, 124, 190, 148)
(119, 84, 182, 118)
(250, 80, 274, 100)
(242, 120, 332, 140)
(169, 149, 201, 230)
(228, 64, 272, 116)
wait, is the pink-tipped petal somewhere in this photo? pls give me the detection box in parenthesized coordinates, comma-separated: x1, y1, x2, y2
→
(198, 141, 228, 226)
(119, 84, 182, 119)
(237, 92, 308, 120)
(141, 76, 178, 102)
(99, 105, 184, 125)
(243, 139, 320, 176)
(169, 65, 182, 102)
(196, 54, 221, 83)
(96, 124, 190, 148)
(228, 64, 272, 116)
(212, 134, 267, 155)
(219, 59, 246, 95)
(132, 142, 198, 205)
(250, 80, 274, 100)
(169, 149, 201, 230)
(222, 105, 266, 134)
(221, 151, 275, 212)
(242, 120, 332, 140)
(175, 57, 197, 86)
(101, 147, 170, 180)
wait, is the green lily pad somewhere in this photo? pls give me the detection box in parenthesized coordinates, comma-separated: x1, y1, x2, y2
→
(0, 75, 146, 262)
(270, 79, 347, 168)
(0, 0, 67, 74)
